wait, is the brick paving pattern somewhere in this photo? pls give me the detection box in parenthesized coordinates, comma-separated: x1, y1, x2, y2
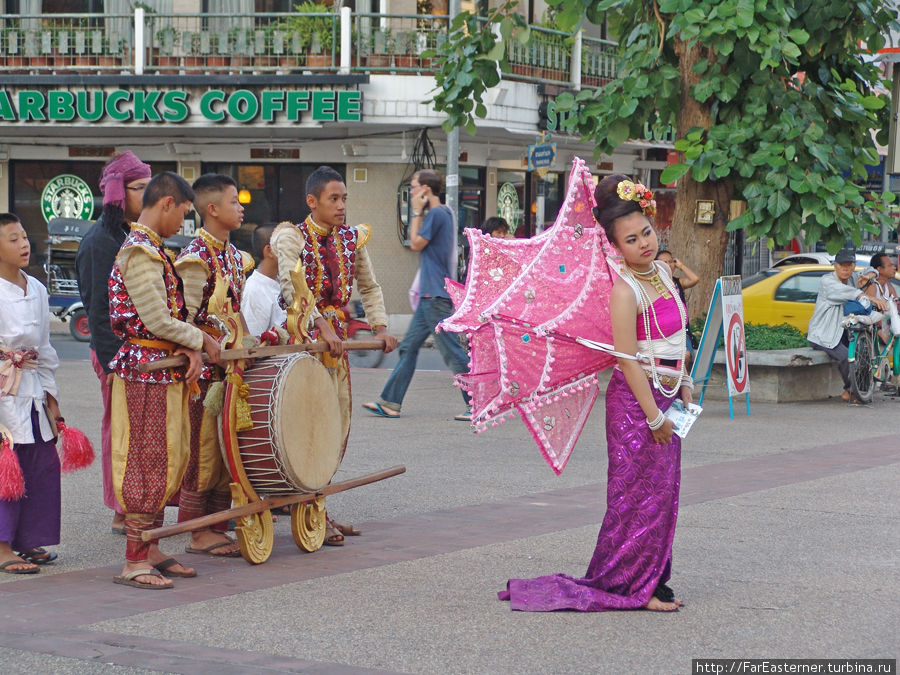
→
(1, 435, 897, 673)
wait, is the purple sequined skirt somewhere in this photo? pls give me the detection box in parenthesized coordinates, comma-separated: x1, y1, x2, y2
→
(499, 368, 681, 611)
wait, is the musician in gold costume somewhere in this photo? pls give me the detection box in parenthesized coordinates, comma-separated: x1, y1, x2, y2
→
(175, 174, 255, 558)
(271, 165, 397, 545)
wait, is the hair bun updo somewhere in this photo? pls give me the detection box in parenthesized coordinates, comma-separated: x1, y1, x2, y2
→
(593, 173, 644, 243)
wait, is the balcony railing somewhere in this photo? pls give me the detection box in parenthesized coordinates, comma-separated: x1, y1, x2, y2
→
(0, 10, 618, 89)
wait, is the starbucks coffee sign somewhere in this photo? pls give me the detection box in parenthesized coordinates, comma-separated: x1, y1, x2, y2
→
(0, 88, 363, 125)
(41, 174, 94, 223)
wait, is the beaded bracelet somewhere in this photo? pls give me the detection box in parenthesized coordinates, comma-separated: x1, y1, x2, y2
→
(646, 410, 666, 430)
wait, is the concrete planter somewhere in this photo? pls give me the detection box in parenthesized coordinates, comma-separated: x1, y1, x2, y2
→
(595, 348, 842, 403)
(701, 347, 842, 403)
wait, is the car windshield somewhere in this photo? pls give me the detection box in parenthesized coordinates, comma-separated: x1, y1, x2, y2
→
(742, 269, 780, 288)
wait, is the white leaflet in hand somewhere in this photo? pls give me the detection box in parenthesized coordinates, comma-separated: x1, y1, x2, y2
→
(664, 399, 702, 439)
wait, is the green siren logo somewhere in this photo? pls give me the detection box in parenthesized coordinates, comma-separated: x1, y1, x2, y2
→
(41, 174, 94, 223)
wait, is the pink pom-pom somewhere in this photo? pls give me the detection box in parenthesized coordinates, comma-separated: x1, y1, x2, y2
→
(0, 437, 25, 501)
(57, 423, 95, 473)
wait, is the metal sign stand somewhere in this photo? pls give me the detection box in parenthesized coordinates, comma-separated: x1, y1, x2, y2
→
(691, 276, 751, 419)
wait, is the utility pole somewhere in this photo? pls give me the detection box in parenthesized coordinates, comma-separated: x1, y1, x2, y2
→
(885, 57, 900, 242)
(445, 0, 461, 281)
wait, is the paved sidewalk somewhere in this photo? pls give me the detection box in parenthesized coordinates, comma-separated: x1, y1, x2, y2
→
(1, 359, 897, 673)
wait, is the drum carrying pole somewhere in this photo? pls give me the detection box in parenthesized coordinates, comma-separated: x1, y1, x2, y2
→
(137, 339, 385, 373)
(140, 465, 406, 541)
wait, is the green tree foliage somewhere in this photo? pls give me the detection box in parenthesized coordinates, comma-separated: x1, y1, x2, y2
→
(424, 1, 530, 135)
(428, 0, 899, 252)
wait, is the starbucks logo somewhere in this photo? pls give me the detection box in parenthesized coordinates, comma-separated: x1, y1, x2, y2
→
(41, 174, 94, 223)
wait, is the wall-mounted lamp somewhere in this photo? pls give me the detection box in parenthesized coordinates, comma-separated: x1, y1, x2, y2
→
(695, 199, 715, 224)
(238, 187, 252, 205)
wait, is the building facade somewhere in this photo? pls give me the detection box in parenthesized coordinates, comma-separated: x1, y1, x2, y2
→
(0, 1, 672, 316)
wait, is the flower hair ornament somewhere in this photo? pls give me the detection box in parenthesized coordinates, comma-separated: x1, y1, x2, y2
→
(616, 179, 657, 218)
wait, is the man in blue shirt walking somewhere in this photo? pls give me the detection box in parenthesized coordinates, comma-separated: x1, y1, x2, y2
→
(363, 169, 471, 420)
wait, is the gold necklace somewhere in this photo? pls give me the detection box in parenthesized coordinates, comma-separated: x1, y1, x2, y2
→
(626, 262, 671, 299)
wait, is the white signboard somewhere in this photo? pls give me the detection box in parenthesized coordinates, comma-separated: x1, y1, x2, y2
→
(721, 276, 749, 397)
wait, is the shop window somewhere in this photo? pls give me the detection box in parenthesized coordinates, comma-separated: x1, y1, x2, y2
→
(202, 162, 346, 255)
(497, 170, 526, 237)
(10, 159, 176, 283)
(532, 171, 564, 234)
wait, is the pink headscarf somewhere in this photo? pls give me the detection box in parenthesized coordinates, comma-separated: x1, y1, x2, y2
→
(99, 151, 151, 210)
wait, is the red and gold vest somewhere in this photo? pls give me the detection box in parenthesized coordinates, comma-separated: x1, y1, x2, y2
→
(176, 229, 246, 380)
(296, 217, 360, 340)
(108, 224, 188, 383)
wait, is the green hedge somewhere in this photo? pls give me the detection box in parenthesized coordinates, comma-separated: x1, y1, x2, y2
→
(690, 316, 808, 350)
(743, 323, 808, 350)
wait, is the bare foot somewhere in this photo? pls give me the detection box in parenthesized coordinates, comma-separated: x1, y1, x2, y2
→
(188, 528, 240, 556)
(645, 596, 679, 612)
(840, 390, 851, 402)
(112, 512, 125, 528)
(120, 561, 173, 588)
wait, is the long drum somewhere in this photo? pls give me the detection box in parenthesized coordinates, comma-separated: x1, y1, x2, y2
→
(235, 352, 343, 494)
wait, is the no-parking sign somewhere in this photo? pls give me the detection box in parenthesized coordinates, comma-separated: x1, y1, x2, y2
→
(721, 276, 749, 396)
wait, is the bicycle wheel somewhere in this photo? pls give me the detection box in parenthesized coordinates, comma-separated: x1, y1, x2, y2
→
(849, 329, 875, 403)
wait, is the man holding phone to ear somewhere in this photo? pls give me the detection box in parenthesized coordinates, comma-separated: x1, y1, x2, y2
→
(363, 169, 472, 421)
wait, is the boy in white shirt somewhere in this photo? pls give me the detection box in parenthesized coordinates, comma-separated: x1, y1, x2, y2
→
(0, 213, 63, 574)
(242, 224, 286, 337)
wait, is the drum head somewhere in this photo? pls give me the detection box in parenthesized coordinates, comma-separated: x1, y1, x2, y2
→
(273, 354, 343, 491)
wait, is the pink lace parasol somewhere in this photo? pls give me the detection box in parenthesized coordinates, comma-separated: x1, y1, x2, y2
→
(442, 157, 621, 474)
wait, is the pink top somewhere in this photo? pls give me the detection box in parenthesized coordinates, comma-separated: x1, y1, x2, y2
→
(635, 294, 683, 341)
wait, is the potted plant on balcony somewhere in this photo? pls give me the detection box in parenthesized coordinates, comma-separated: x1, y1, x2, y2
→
(364, 27, 393, 68)
(2, 28, 28, 72)
(50, 26, 73, 71)
(207, 33, 228, 69)
(153, 25, 179, 73)
(96, 35, 120, 70)
(228, 26, 253, 71)
(273, 1, 334, 70)
(394, 31, 420, 70)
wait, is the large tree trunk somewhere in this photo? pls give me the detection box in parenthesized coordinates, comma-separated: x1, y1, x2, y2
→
(668, 39, 734, 320)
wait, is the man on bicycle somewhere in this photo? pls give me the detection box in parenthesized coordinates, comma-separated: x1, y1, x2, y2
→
(807, 249, 888, 403)
(860, 251, 898, 345)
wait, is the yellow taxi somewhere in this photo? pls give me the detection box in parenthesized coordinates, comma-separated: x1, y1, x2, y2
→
(741, 264, 900, 332)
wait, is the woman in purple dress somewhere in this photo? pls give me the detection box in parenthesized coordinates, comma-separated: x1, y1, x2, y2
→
(499, 174, 692, 612)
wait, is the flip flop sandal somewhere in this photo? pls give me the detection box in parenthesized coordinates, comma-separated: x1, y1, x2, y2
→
(154, 558, 197, 578)
(324, 524, 345, 546)
(19, 548, 57, 565)
(454, 412, 472, 422)
(0, 559, 39, 575)
(330, 520, 362, 536)
(113, 568, 173, 590)
(362, 402, 400, 418)
(111, 526, 126, 536)
(185, 539, 242, 557)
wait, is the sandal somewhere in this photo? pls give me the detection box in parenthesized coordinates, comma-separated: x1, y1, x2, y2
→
(324, 522, 345, 546)
(113, 568, 173, 590)
(362, 401, 400, 418)
(0, 559, 39, 575)
(330, 520, 361, 536)
(185, 538, 242, 557)
(18, 548, 57, 565)
(154, 558, 197, 578)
